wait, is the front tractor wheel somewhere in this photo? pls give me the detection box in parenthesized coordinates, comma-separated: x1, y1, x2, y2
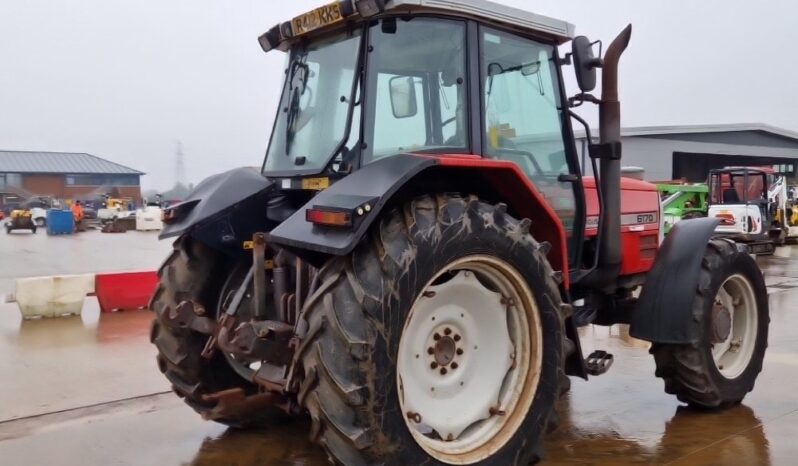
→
(297, 194, 567, 466)
(651, 239, 769, 408)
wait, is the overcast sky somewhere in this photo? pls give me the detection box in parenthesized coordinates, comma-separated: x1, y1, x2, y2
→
(1, 0, 795, 189)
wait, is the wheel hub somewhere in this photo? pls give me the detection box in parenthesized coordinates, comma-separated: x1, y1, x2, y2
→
(711, 301, 732, 344)
(432, 334, 458, 368)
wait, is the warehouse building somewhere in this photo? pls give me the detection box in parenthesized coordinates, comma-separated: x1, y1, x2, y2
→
(578, 123, 798, 182)
(0, 150, 143, 202)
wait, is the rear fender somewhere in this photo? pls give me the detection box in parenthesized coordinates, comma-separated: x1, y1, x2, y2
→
(630, 217, 721, 343)
(160, 167, 276, 255)
(268, 154, 569, 286)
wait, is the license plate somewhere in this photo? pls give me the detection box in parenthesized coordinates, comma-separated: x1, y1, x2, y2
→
(292, 2, 343, 36)
(302, 177, 330, 190)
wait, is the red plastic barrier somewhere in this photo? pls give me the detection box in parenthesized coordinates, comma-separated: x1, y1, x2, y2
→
(94, 271, 158, 313)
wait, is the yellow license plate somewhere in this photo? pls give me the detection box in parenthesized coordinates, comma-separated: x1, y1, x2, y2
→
(292, 2, 343, 36)
(302, 177, 330, 190)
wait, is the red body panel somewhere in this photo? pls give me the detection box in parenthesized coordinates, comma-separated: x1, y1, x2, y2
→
(583, 177, 660, 276)
(435, 155, 571, 288)
(421, 155, 662, 283)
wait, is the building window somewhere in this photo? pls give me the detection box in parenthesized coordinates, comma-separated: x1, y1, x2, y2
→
(0, 173, 21, 188)
(65, 174, 139, 186)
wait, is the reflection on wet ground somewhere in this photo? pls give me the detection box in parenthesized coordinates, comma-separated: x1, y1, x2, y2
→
(1, 249, 797, 464)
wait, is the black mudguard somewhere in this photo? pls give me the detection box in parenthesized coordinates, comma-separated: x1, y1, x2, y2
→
(160, 167, 275, 241)
(630, 217, 721, 344)
(268, 154, 436, 256)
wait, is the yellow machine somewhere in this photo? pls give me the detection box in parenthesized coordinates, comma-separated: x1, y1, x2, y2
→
(97, 197, 134, 223)
(6, 209, 37, 234)
(106, 198, 132, 210)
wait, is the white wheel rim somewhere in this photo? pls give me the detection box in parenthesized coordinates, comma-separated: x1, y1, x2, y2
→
(711, 274, 758, 379)
(396, 255, 542, 464)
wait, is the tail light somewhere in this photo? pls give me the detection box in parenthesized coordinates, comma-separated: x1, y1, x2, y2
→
(306, 208, 353, 228)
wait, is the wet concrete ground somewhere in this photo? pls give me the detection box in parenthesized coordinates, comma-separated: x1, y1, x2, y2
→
(1, 233, 797, 465)
(0, 229, 171, 295)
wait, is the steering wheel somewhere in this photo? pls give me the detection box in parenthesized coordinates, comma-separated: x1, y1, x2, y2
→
(492, 146, 546, 178)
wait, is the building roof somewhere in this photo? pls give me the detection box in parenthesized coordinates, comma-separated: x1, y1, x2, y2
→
(575, 123, 798, 143)
(0, 151, 144, 175)
(618, 123, 798, 141)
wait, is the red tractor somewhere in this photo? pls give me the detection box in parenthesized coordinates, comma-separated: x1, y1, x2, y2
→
(151, 1, 769, 464)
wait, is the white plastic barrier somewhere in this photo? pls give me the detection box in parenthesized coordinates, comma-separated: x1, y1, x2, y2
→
(135, 206, 163, 231)
(15, 274, 95, 319)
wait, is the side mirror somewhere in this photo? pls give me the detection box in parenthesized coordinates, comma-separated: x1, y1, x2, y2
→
(389, 76, 418, 118)
(571, 36, 602, 92)
(487, 62, 504, 77)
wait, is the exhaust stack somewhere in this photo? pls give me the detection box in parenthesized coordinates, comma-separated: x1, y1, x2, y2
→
(591, 25, 632, 289)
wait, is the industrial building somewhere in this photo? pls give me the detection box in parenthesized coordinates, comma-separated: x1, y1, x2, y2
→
(578, 123, 798, 182)
(0, 150, 143, 202)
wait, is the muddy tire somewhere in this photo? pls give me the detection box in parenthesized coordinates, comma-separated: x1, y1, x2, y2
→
(651, 239, 769, 408)
(149, 235, 282, 426)
(297, 194, 567, 466)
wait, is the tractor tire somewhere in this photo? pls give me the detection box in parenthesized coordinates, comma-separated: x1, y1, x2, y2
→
(296, 194, 568, 466)
(651, 238, 769, 408)
(149, 235, 283, 427)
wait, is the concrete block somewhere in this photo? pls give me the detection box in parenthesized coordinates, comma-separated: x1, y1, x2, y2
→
(135, 207, 163, 231)
(15, 274, 95, 319)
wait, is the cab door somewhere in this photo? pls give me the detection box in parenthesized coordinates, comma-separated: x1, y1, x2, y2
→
(479, 27, 585, 263)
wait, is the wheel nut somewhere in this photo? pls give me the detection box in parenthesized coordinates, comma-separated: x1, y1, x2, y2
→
(431, 362, 438, 369)
(433, 333, 441, 341)
(451, 362, 458, 369)
(444, 327, 452, 335)
(427, 347, 434, 355)
(440, 367, 448, 375)
(456, 348, 464, 355)
(454, 335, 461, 342)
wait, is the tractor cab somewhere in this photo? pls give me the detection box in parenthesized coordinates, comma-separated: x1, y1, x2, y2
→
(262, 3, 585, 257)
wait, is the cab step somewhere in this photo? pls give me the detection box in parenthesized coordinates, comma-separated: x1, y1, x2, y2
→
(585, 350, 614, 376)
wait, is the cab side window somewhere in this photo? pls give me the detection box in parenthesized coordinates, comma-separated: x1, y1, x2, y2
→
(481, 28, 576, 232)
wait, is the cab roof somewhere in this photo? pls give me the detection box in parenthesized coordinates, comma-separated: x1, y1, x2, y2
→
(387, 0, 575, 43)
(260, 0, 575, 53)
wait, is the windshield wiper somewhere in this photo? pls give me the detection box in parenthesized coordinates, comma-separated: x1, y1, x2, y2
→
(285, 59, 309, 155)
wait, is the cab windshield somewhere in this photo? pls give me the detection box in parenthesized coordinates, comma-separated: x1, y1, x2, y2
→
(263, 18, 469, 175)
(264, 31, 362, 173)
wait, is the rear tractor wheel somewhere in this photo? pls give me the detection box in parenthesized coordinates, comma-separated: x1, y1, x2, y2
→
(149, 235, 285, 426)
(297, 194, 568, 466)
(651, 239, 769, 408)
